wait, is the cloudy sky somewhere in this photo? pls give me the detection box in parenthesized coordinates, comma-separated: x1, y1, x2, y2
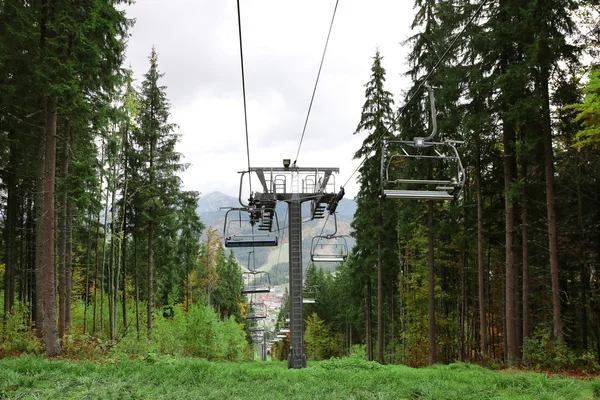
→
(124, 1, 417, 199)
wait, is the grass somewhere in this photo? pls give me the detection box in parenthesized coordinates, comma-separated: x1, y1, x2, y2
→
(0, 356, 597, 399)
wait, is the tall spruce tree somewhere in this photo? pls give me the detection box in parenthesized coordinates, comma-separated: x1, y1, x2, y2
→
(136, 48, 183, 340)
(352, 50, 397, 363)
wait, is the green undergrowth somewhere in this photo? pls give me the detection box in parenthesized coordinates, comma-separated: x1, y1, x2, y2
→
(0, 356, 597, 399)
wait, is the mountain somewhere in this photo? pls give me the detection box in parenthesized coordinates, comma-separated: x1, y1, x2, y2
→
(196, 191, 239, 213)
(196, 192, 356, 283)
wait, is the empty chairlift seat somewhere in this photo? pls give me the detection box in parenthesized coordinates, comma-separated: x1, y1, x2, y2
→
(242, 270, 271, 294)
(380, 138, 465, 201)
(302, 285, 318, 304)
(246, 302, 268, 320)
(222, 207, 280, 248)
(310, 235, 349, 263)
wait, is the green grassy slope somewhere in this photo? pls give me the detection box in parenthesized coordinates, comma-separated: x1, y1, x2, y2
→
(259, 243, 288, 273)
(0, 356, 597, 399)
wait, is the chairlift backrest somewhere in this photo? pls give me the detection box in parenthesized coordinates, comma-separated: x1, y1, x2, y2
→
(242, 270, 271, 294)
(380, 84, 465, 201)
(223, 207, 280, 248)
(310, 235, 348, 263)
(246, 302, 268, 320)
(380, 139, 465, 201)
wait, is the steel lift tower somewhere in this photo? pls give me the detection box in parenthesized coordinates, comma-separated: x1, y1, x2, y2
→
(237, 161, 340, 369)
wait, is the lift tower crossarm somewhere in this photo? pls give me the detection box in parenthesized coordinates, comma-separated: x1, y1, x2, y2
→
(235, 165, 339, 369)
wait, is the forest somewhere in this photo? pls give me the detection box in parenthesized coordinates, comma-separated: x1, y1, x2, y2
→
(1, 0, 600, 375)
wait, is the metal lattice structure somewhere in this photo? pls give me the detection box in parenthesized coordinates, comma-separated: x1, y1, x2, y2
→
(235, 165, 341, 369)
(380, 84, 465, 201)
(223, 207, 280, 248)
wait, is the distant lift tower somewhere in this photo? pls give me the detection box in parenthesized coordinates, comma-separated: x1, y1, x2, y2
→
(238, 161, 341, 369)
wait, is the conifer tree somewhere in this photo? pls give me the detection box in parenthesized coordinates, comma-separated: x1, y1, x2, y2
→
(136, 48, 183, 340)
(352, 50, 397, 363)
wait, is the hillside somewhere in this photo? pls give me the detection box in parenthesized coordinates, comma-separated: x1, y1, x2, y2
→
(197, 192, 356, 278)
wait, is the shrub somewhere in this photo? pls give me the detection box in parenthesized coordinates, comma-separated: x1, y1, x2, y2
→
(0, 302, 41, 355)
(151, 304, 186, 356)
(185, 304, 226, 359)
(304, 313, 337, 360)
(350, 344, 367, 360)
(523, 328, 575, 371)
(221, 317, 247, 361)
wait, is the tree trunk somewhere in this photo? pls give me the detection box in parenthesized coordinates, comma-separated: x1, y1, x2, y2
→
(147, 134, 155, 341)
(427, 200, 437, 365)
(121, 206, 128, 335)
(147, 219, 154, 341)
(109, 158, 117, 340)
(377, 199, 384, 364)
(503, 120, 518, 364)
(42, 95, 60, 356)
(83, 218, 93, 335)
(65, 184, 73, 331)
(35, 127, 45, 337)
(121, 126, 129, 333)
(134, 226, 140, 340)
(476, 158, 487, 357)
(4, 131, 17, 315)
(92, 142, 105, 336)
(366, 279, 373, 361)
(577, 162, 588, 350)
(521, 160, 530, 360)
(58, 120, 69, 339)
(541, 72, 562, 339)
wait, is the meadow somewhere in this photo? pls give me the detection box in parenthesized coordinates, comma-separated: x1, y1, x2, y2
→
(0, 356, 597, 399)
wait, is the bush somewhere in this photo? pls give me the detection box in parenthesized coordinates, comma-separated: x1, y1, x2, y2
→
(221, 317, 247, 361)
(523, 328, 575, 371)
(0, 302, 41, 355)
(313, 356, 383, 371)
(185, 304, 226, 359)
(350, 344, 367, 360)
(304, 313, 338, 360)
(151, 304, 186, 356)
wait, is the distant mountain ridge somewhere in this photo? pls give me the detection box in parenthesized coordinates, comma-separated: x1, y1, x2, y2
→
(196, 191, 239, 213)
(195, 191, 356, 282)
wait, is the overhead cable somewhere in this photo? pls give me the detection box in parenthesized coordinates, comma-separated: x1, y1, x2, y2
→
(293, 0, 340, 166)
(236, 0, 253, 194)
(341, 0, 489, 189)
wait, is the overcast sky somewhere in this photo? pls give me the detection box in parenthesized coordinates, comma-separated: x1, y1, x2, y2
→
(124, 1, 416, 199)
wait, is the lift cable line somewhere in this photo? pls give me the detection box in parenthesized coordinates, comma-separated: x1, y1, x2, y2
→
(341, 0, 489, 190)
(293, 0, 340, 166)
(236, 0, 252, 195)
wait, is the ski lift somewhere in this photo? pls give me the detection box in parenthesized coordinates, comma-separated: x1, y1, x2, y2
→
(380, 83, 465, 201)
(246, 302, 268, 320)
(302, 285, 318, 304)
(223, 207, 280, 248)
(310, 214, 349, 263)
(249, 318, 265, 334)
(242, 270, 271, 294)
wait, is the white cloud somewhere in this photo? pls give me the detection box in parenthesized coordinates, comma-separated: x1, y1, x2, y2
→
(125, 0, 416, 199)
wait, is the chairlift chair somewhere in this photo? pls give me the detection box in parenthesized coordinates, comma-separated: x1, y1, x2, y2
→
(380, 83, 465, 201)
(302, 285, 318, 304)
(380, 138, 465, 200)
(310, 235, 349, 263)
(241, 270, 271, 294)
(246, 302, 268, 320)
(223, 207, 280, 248)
